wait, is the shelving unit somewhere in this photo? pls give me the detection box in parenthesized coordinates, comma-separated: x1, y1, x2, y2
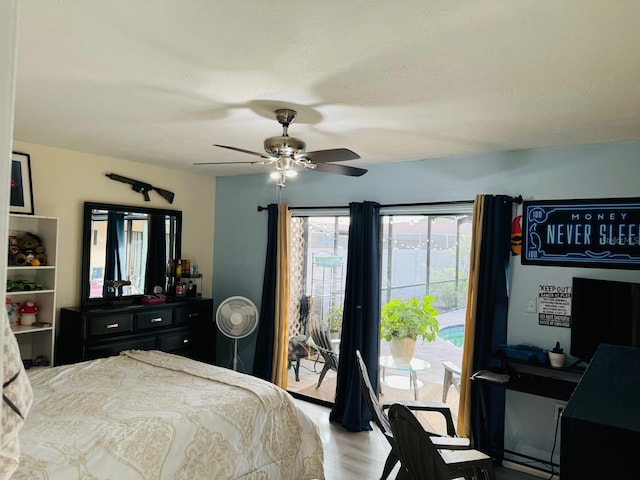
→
(166, 272, 204, 299)
(7, 214, 58, 365)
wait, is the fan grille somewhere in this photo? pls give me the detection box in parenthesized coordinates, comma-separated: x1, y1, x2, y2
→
(216, 296, 259, 339)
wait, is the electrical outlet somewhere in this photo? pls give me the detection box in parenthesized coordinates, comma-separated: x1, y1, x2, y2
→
(554, 403, 565, 420)
(527, 298, 537, 313)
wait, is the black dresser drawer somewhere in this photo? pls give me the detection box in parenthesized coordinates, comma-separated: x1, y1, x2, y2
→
(135, 309, 173, 330)
(86, 336, 156, 359)
(175, 301, 211, 325)
(158, 330, 196, 352)
(88, 313, 133, 337)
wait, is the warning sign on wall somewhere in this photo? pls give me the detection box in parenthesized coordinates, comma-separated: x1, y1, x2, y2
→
(538, 284, 571, 327)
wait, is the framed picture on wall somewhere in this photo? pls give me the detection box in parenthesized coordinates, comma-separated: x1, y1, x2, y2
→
(10, 151, 34, 215)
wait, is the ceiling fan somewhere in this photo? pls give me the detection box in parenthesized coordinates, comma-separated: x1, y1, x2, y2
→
(194, 109, 367, 187)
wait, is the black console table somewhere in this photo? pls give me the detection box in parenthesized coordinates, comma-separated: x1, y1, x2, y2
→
(473, 358, 583, 401)
(498, 360, 583, 401)
(472, 358, 584, 473)
(56, 298, 215, 366)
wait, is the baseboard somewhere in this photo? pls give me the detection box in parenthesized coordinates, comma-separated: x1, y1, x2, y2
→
(502, 460, 559, 479)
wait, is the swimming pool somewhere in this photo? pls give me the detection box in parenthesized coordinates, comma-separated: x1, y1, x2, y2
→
(438, 324, 465, 347)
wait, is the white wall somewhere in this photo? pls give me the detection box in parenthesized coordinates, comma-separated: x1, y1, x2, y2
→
(12, 141, 216, 311)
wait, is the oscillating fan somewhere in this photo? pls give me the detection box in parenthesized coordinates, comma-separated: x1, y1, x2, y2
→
(216, 296, 259, 371)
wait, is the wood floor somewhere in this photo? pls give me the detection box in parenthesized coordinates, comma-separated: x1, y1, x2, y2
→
(295, 399, 548, 480)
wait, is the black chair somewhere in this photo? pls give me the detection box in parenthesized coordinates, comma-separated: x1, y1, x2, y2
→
(308, 314, 339, 388)
(288, 335, 309, 381)
(355, 350, 468, 480)
(388, 403, 496, 480)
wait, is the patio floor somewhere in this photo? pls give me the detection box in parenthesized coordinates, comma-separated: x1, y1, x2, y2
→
(287, 308, 465, 427)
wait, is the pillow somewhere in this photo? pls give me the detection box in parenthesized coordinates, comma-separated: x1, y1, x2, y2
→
(0, 312, 33, 479)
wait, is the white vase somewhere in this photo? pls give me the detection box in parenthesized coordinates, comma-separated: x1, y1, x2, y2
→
(548, 352, 566, 368)
(389, 337, 416, 365)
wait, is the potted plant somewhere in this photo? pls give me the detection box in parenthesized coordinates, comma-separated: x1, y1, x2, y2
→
(548, 341, 566, 368)
(326, 303, 343, 340)
(380, 296, 439, 364)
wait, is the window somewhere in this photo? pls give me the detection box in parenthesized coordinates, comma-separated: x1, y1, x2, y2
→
(381, 213, 473, 312)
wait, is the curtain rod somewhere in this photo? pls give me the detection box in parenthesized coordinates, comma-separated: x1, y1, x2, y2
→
(257, 195, 522, 212)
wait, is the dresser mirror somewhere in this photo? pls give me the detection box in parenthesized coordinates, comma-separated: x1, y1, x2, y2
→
(81, 202, 182, 308)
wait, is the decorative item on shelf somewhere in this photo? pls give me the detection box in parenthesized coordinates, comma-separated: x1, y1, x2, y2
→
(6, 297, 20, 326)
(7, 279, 45, 291)
(380, 296, 439, 364)
(8, 231, 46, 266)
(548, 341, 566, 368)
(22, 355, 49, 369)
(10, 151, 35, 215)
(143, 286, 167, 304)
(19, 300, 39, 326)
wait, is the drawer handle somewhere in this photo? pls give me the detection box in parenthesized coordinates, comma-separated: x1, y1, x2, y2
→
(150, 317, 163, 323)
(106, 323, 119, 329)
(183, 339, 190, 344)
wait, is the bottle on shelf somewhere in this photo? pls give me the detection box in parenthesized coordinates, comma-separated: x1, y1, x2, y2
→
(187, 280, 196, 297)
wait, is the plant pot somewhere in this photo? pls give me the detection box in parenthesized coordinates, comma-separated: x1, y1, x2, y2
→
(548, 352, 566, 368)
(389, 337, 416, 365)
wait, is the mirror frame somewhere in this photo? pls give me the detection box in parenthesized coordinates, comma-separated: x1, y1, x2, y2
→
(80, 201, 182, 308)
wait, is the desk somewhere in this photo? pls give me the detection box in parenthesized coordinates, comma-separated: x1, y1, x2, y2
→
(471, 359, 583, 472)
(380, 355, 430, 400)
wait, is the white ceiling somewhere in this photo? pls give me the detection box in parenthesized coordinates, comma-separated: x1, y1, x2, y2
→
(13, 1, 640, 177)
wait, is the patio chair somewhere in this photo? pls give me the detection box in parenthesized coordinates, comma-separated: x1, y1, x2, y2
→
(288, 335, 309, 382)
(388, 403, 496, 480)
(355, 350, 468, 480)
(308, 313, 339, 388)
(441, 361, 461, 402)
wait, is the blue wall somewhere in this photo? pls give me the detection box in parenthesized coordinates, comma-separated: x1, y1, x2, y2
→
(213, 140, 640, 465)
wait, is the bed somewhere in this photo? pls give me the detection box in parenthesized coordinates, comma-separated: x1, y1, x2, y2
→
(13, 350, 325, 479)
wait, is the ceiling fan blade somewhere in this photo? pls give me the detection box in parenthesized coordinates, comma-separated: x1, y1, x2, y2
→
(213, 144, 273, 160)
(312, 162, 367, 177)
(302, 148, 360, 164)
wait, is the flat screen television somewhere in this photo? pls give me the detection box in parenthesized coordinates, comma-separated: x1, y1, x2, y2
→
(570, 277, 640, 361)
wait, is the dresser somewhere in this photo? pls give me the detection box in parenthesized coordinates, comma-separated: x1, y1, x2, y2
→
(56, 298, 215, 366)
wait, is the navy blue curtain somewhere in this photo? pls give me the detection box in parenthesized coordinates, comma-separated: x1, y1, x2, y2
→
(145, 214, 167, 294)
(253, 203, 278, 381)
(330, 201, 381, 431)
(103, 212, 125, 298)
(470, 195, 513, 458)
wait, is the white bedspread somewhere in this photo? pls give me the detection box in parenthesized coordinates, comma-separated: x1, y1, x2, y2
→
(15, 350, 324, 479)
